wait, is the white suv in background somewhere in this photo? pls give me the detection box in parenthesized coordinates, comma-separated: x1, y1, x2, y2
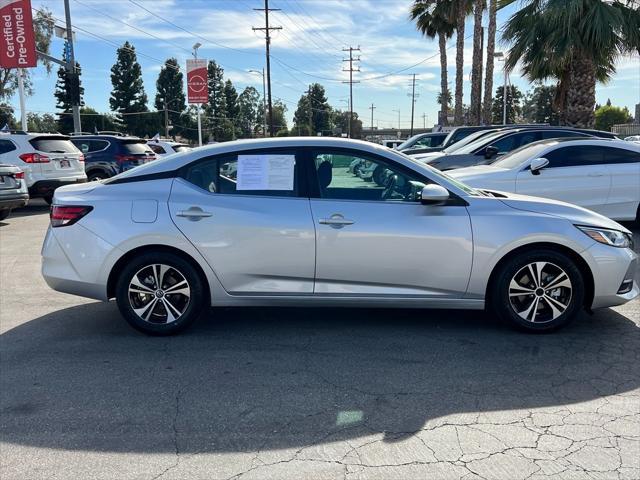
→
(0, 132, 87, 203)
(147, 138, 192, 157)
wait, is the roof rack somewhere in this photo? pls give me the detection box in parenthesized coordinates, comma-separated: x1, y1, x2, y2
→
(68, 132, 94, 136)
(98, 131, 126, 136)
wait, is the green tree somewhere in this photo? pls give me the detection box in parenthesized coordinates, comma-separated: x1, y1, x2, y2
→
(522, 84, 559, 125)
(594, 104, 632, 132)
(293, 83, 331, 135)
(110, 42, 149, 136)
(270, 100, 288, 135)
(468, 0, 485, 125)
(332, 109, 363, 138)
(491, 85, 522, 124)
(410, 1, 455, 126)
(54, 61, 84, 134)
(26, 112, 57, 132)
(501, 0, 640, 128)
(237, 86, 261, 138)
(0, 103, 17, 129)
(154, 58, 186, 137)
(204, 60, 227, 141)
(223, 80, 239, 139)
(78, 107, 119, 134)
(453, 0, 473, 125)
(1, 8, 54, 100)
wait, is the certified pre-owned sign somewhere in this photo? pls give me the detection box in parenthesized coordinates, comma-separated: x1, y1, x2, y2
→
(186, 58, 208, 104)
(0, 0, 37, 68)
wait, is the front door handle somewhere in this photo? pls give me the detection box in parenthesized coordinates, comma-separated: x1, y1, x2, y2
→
(587, 172, 605, 177)
(319, 214, 354, 228)
(176, 207, 212, 220)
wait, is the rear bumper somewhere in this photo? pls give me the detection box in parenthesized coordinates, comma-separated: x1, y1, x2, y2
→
(0, 193, 29, 210)
(29, 178, 87, 197)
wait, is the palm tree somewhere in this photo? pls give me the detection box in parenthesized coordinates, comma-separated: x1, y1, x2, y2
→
(410, 1, 455, 125)
(469, 0, 485, 125)
(482, 0, 497, 124)
(453, 0, 473, 125)
(501, 0, 640, 128)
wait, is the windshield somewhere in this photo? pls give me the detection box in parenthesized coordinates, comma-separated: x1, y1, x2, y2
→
(450, 131, 508, 154)
(492, 143, 549, 169)
(29, 137, 80, 153)
(173, 145, 192, 153)
(122, 140, 153, 154)
(441, 129, 499, 153)
(398, 151, 481, 196)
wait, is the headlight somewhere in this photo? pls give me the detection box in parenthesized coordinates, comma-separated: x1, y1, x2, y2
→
(577, 226, 634, 249)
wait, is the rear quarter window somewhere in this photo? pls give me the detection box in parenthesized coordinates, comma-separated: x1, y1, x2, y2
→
(0, 139, 17, 154)
(30, 137, 79, 153)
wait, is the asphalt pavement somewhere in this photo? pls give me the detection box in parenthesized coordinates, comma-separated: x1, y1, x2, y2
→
(1, 200, 638, 479)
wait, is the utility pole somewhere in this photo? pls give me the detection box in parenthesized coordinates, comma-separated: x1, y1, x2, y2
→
(305, 85, 313, 135)
(253, 0, 281, 137)
(422, 113, 427, 129)
(407, 74, 419, 137)
(369, 103, 375, 131)
(503, 68, 508, 124)
(342, 46, 360, 138)
(164, 102, 169, 138)
(193, 43, 203, 147)
(63, 0, 81, 133)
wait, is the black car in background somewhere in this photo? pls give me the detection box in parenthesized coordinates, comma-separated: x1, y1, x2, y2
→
(70, 133, 156, 181)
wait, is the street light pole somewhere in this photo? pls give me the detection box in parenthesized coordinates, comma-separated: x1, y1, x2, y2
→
(249, 69, 267, 137)
(193, 43, 203, 147)
(63, 0, 81, 133)
(494, 52, 507, 124)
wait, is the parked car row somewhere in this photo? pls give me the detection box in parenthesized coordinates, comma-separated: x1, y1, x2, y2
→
(0, 130, 181, 220)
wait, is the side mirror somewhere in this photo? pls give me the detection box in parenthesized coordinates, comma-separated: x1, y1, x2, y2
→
(420, 184, 450, 205)
(530, 157, 549, 175)
(484, 145, 499, 159)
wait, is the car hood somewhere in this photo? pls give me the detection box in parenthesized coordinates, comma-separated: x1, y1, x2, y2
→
(492, 190, 631, 233)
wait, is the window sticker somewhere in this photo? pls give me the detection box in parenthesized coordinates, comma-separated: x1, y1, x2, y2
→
(237, 154, 295, 190)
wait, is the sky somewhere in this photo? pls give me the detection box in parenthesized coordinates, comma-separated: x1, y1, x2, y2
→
(15, 0, 640, 131)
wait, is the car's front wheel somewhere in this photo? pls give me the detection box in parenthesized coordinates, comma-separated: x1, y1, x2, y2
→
(491, 249, 585, 332)
(115, 252, 206, 335)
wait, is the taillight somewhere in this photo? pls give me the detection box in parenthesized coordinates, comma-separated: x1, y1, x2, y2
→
(20, 153, 50, 163)
(78, 153, 85, 162)
(14, 171, 24, 179)
(115, 154, 137, 163)
(50, 205, 93, 227)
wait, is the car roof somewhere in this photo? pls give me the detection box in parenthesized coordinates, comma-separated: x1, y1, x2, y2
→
(70, 134, 143, 141)
(525, 137, 640, 150)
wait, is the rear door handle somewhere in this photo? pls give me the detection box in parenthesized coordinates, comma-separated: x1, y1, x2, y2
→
(319, 214, 354, 228)
(588, 172, 605, 177)
(176, 207, 212, 220)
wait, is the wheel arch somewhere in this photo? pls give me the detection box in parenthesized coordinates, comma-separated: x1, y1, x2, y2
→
(486, 242, 595, 310)
(107, 244, 211, 304)
(85, 166, 112, 179)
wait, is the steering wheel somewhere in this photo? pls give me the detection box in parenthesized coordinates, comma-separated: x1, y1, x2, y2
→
(381, 174, 398, 200)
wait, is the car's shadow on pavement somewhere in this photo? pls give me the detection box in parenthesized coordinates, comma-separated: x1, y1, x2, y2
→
(1, 302, 638, 454)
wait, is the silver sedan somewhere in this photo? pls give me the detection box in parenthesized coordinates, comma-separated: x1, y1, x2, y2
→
(41, 138, 638, 335)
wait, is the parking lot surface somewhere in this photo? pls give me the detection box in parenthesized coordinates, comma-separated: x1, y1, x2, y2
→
(1, 201, 639, 480)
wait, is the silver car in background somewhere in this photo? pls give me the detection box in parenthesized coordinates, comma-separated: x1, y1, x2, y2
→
(41, 138, 638, 335)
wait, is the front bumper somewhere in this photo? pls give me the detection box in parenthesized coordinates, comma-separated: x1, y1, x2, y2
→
(29, 178, 87, 197)
(0, 192, 29, 210)
(582, 242, 639, 309)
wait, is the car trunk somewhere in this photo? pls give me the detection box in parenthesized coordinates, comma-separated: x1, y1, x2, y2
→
(0, 167, 21, 192)
(29, 136, 85, 180)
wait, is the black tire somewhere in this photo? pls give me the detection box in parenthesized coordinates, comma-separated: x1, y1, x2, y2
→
(490, 249, 584, 333)
(115, 252, 206, 335)
(88, 172, 108, 182)
(0, 209, 11, 221)
(43, 195, 53, 205)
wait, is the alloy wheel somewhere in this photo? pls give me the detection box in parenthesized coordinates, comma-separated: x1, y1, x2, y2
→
(508, 261, 572, 323)
(128, 264, 191, 324)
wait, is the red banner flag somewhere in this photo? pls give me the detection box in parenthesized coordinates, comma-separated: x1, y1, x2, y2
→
(187, 59, 208, 104)
(0, 0, 37, 68)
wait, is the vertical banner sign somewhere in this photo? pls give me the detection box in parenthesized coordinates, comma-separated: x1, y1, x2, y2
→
(186, 59, 208, 104)
(0, 0, 37, 68)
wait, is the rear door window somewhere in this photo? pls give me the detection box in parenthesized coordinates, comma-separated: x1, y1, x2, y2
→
(30, 137, 79, 153)
(602, 147, 640, 164)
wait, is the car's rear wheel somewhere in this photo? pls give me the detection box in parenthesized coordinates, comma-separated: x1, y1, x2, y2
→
(115, 252, 206, 335)
(491, 249, 584, 332)
(0, 209, 11, 221)
(88, 172, 107, 182)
